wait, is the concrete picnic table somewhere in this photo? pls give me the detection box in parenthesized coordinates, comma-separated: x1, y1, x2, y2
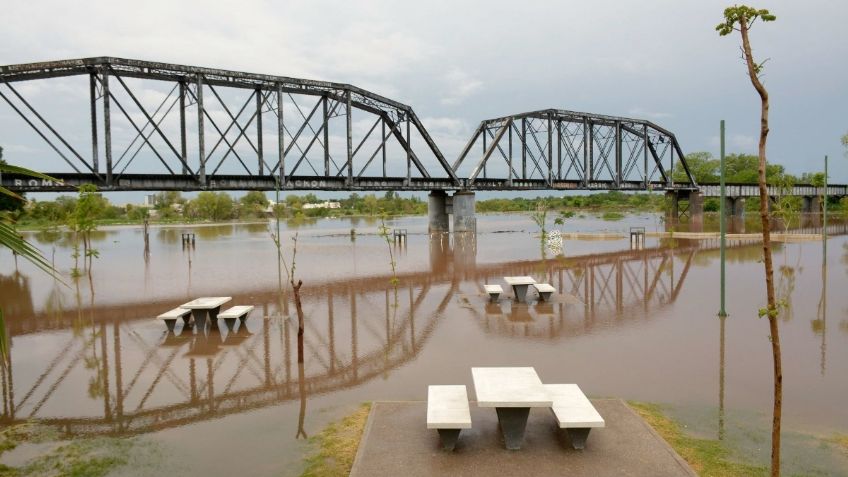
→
(179, 296, 231, 329)
(471, 367, 553, 450)
(503, 276, 537, 303)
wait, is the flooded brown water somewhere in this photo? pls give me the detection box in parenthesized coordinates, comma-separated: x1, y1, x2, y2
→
(1, 212, 847, 475)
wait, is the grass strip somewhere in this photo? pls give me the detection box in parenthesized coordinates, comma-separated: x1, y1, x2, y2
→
(301, 403, 371, 477)
(629, 401, 766, 477)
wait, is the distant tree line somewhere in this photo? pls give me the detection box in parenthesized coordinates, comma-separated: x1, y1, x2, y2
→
(673, 151, 843, 213)
(2, 189, 431, 227)
(672, 151, 826, 185)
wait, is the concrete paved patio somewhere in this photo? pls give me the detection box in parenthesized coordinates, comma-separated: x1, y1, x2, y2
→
(350, 399, 696, 477)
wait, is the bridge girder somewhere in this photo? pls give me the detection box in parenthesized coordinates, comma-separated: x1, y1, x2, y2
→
(0, 57, 705, 193)
(452, 109, 697, 190)
(0, 57, 460, 191)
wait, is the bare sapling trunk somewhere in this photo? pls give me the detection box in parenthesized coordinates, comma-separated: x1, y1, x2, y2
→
(739, 16, 782, 476)
(292, 278, 304, 363)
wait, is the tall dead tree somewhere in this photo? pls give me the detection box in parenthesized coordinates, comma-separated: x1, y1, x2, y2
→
(716, 6, 781, 476)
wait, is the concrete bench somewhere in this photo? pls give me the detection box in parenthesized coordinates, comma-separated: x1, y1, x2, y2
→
(533, 283, 556, 302)
(218, 305, 254, 330)
(157, 307, 192, 332)
(483, 284, 504, 302)
(544, 384, 605, 449)
(427, 385, 471, 451)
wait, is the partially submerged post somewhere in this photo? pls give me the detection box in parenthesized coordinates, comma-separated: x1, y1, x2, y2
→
(629, 227, 645, 250)
(392, 228, 407, 245)
(143, 217, 150, 257)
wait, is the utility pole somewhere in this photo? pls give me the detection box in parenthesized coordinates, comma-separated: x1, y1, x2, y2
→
(823, 155, 828, 264)
(719, 120, 727, 317)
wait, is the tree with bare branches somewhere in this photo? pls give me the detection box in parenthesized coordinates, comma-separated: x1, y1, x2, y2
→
(716, 5, 781, 476)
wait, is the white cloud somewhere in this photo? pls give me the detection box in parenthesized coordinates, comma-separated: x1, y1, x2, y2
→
(627, 108, 672, 120)
(707, 134, 757, 152)
(440, 68, 482, 106)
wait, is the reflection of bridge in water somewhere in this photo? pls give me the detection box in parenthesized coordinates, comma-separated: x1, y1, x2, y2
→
(0, 233, 836, 437)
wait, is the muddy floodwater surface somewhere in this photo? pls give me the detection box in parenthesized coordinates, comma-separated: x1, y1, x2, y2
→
(1, 212, 847, 476)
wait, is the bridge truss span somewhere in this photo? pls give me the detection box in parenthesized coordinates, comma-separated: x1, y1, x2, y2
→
(0, 57, 460, 192)
(452, 109, 697, 191)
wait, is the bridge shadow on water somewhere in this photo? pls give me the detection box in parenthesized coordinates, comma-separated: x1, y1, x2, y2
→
(0, 226, 845, 439)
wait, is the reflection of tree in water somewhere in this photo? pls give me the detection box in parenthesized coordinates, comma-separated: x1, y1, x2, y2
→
(69, 271, 107, 401)
(0, 273, 34, 318)
(812, 259, 827, 376)
(692, 241, 784, 267)
(242, 222, 270, 235)
(156, 228, 181, 245)
(32, 228, 66, 246)
(28, 228, 118, 249)
(285, 217, 319, 230)
(195, 224, 235, 240)
(775, 242, 802, 323)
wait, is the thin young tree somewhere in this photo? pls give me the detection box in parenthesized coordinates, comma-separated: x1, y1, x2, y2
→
(716, 6, 781, 476)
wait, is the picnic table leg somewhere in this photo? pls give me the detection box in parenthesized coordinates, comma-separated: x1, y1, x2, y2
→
(208, 306, 221, 329)
(163, 319, 176, 333)
(437, 429, 461, 451)
(223, 317, 237, 331)
(566, 428, 592, 450)
(495, 407, 530, 450)
(512, 284, 530, 303)
(191, 309, 208, 330)
(181, 314, 193, 328)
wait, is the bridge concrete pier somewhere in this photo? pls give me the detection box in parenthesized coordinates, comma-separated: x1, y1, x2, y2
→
(428, 190, 450, 233)
(728, 197, 746, 218)
(802, 196, 821, 214)
(665, 191, 679, 221)
(427, 190, 477, 234)
(665, 190, 703, 224)
(452, 191, 477, 233)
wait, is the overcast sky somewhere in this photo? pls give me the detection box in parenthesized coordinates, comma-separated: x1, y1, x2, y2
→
(1, 0, 846, 200)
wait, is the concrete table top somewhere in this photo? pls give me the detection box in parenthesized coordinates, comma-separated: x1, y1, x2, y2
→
(503, 276, 537, 286)
(471, 367, 552, 408)
(180, 297, 232, 309)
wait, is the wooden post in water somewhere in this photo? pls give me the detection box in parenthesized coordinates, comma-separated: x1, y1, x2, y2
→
(143, 218, 150, 257)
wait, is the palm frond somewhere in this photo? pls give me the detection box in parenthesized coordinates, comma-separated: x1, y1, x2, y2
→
(0, 163, 62, 200)
(0, 220, 63, 283)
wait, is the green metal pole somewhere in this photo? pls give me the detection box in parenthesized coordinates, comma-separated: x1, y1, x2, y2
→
(823, 155, 828, 264)
(719, 120, 727, 317)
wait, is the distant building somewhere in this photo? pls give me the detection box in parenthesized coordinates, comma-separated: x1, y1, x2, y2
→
(302, 201, 341, 210)
(142, 194, 156, 207)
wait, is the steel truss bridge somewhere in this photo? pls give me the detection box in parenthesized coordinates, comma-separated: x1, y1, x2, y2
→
(0, 57, 699, 193)
(0, 239, 747, 437)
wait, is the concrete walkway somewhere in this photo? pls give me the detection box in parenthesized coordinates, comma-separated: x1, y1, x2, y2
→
(351, 399, 696, 477)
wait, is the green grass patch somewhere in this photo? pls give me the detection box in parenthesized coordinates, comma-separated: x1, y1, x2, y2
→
(0, 423, 141, 477)
(301, 403, 371, 477)
(828, 434, 848, 455)
(601, 211, 625, 221)
(629, 402, 766, 477)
